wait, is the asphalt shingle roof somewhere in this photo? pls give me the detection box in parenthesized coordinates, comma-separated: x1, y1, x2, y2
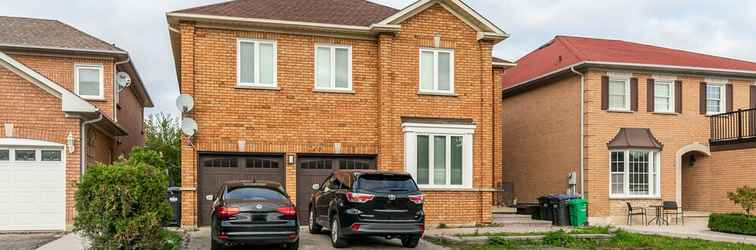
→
(0, 16, 124, 53)
(172, 0, 399, 27)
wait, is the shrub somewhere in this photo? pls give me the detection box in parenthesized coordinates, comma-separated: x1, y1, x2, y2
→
(728, 186, 756, 215)
(74, 161, 173, 249)
(708, 213, 756, 236)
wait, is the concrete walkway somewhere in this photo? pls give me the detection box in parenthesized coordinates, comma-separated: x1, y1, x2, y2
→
(611, 221, 756, 245)
(35, 233, 88, 250)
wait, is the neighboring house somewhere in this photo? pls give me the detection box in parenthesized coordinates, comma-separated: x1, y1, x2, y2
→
(168, 0, 513, 227)
(0, 16, 153, 231)
(501, 35, 756, 223)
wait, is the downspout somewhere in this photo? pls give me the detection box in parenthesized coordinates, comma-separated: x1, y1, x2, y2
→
(113, 57, 131, 123)
(81, 111, 103, 175)
(570, 66, 585, 198)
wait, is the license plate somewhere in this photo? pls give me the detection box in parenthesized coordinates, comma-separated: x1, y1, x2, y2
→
(253, 214, 266, 221)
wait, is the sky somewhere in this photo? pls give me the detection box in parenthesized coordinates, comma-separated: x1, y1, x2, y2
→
(4, 0, 756, 117)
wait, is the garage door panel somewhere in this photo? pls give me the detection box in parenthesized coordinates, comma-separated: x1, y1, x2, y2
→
(198, 154, 284, 226)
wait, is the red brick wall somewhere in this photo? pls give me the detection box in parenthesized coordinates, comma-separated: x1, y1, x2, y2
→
(178, 3, 500, 226)
(115, 86, 145, 158)
(683, 148, 756, 213)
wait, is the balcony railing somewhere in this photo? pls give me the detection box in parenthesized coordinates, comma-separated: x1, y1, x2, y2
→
(710, 108, 756, 145)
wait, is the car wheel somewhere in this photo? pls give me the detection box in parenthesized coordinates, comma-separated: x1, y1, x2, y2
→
(211, 239, 224, 250)
(401, 235, 421, 248)
(308, 209, 322, 234)
(330, 216, 349, 248)
(285, 240, 299, 250)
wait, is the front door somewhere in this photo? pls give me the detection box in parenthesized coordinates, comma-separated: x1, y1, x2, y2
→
(295, 156, 376, 223)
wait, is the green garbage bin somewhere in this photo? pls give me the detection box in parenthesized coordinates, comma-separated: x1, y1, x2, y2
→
(568, 198, 588, 227)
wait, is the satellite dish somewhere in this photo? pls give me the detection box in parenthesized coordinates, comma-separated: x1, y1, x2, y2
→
(176, 94, 194, 113)
(181, 118, 198, 137)
(116, 72, 132, 92)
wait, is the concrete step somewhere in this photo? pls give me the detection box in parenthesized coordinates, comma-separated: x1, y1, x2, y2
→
(492, 213, 553, 226)
(492, 206, 517, 214)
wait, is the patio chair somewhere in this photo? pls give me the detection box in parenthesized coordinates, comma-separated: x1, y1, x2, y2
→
(662, 201, 684, 225)
(626, 202, 647, 225)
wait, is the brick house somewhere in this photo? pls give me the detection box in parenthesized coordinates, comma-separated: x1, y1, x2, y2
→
(0, 16, 153, 231)
(167, 0, 513, 227)
(501, 35, 756, 223)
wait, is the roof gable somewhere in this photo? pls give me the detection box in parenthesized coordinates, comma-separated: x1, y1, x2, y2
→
(377, 0, 507, 37)
(172, 0, 398, 27)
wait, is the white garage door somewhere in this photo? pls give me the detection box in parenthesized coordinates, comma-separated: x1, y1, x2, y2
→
(0, 144, 66, 231)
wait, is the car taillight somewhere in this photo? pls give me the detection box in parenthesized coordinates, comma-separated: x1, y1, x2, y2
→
(409, 194, 425, 204)
(276, 206, 297, 219)
(346, 192, 375, 203)
(217, 206, 240, 219)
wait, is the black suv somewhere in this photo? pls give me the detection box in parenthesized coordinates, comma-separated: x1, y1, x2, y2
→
(308, 170, 425, 248)
(209, 180, 298, 250)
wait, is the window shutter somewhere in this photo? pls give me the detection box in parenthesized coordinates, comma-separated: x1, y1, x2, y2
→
(751, 85, 756, 108)
(601, 76, 609, 110)
(630, 78, 638, 111)
(647, 79, 655, 112)
(726, 84, 734, 112)
(700, 82, 706, 114)
(675, 80, 683, 113)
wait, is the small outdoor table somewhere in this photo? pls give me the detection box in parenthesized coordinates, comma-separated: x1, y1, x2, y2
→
(647, 205, 669, 226)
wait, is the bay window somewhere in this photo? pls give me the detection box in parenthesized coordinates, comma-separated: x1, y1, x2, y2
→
(404, 122, 474, 188)
(609, 150, 660, 198)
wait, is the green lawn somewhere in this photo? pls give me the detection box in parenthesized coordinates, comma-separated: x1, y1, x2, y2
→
(435, 229, 756, 250)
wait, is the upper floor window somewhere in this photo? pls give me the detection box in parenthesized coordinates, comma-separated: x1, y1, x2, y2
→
(315, 44, 352, 91)
(610, 150, 660, 198)
(75, 65, 104, 100)
(706, 84, 726, 114)
(654, 80, 675, 113)
(608, 77, 630, 111)
(237, 39, 277, 88)
(419, 48, 454, 94)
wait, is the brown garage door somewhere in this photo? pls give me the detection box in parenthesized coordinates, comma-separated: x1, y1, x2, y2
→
(198, 153, 285, 226)
(296, 156, 376, 222)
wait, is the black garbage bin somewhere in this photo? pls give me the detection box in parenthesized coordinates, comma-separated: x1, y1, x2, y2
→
(551, 194, 581, 226)
(536, 196, 553, 221)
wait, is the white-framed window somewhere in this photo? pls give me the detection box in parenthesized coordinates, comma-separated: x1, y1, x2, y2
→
(237, 39, 277, 88)
(0, 149, 8, 161)
(403, 122, 474, 189)
(315, 44, 352, 91)
(419, 48, 454, 94)
(609, 150, 660, 198)
(654, 80, 675, 113)
(75, 64, 104, 100)
(608, 77, 630, 111)
(14, 149, 36, 161)
(706, 84, 726, 115)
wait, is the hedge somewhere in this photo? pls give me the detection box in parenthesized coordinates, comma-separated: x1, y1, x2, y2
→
(708, 213, 756, 236)
(74, 161, 173, 249)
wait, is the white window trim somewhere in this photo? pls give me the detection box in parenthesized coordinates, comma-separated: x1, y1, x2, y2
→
(654, 80, 675, 113)
(608, 149, 661, 199)
(607, 77, 631, 112)
(236, 38, 278, 88)
(705, 83, 726, 115)
(314, 44, 353, 91)
(403, 122, 474, 189)
(418, 48, 455, 95)
(74, 64, 104, 100)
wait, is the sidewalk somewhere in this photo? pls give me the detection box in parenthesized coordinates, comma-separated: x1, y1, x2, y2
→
(612, 221, 756, 245)
(36, 233, 87, 250)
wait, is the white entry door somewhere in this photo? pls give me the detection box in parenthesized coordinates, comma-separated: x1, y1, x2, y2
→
(0, 145, 66, 231)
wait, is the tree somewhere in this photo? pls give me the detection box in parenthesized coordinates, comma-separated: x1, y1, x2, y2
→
(728, 186, 756, 215)
(143, 113, 181, 186)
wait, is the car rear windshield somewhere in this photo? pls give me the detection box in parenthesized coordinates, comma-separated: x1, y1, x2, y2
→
(226, 187, 288, 201)
(355, 174, 418, 193)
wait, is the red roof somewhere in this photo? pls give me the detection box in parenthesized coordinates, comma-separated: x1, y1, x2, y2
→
(172, 0, 398, 27)
(503, 35, 756, 89)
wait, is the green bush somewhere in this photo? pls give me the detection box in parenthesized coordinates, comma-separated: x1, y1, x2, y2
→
(74, 161, 173, 249)
(708, 213, 756, 236)
(728, 186, 756, 215)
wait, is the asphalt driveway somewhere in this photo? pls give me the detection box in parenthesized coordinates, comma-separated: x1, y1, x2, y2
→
(0, 233, 63, 250)
(187, 227, 448, 250)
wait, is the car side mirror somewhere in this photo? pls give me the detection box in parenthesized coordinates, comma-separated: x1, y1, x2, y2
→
(205, 194, 214, 201)
(312, 184, 320, 190)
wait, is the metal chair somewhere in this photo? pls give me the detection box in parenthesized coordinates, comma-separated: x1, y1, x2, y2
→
(626, 202, 647, 225)
(662, 201, 684, 225)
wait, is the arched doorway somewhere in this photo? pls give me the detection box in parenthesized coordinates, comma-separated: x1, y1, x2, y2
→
(675, 143, 710, 208)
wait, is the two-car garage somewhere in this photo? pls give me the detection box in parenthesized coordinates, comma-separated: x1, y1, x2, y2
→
(197, 153, 375, 225)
